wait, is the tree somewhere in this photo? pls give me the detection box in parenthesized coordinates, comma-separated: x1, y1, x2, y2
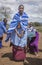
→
(0, 6, 12, 20)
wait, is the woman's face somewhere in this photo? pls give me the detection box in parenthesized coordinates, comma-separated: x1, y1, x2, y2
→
(3, 18, 7, 24)
(18, 5, 24, 15)
(28, 23, 32, 28)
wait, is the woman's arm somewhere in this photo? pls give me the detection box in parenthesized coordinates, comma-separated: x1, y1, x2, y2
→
(15, 29, 25, 38)
(1, 23, 7, 33)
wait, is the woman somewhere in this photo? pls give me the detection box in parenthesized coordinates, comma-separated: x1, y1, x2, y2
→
(5, 5, 29, 62)
(0, 18, 7, 48)
(27, 23, 39, 56)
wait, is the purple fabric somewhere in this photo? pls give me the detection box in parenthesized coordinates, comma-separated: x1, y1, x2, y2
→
(29, 32, 39, 53)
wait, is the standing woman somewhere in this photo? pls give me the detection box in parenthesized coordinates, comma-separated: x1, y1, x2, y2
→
(6, 5, 29, 62)
(0, 18, 7, 48)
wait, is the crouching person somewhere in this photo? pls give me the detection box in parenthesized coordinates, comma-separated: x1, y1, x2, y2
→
(27, 23, 39, 56)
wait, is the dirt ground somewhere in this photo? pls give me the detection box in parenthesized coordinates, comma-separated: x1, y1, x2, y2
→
(0, 32, 42, 65)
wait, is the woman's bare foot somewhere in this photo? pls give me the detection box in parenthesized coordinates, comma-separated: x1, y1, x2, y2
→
(34, 52, 38, 57)
(24, 59, 29, 64)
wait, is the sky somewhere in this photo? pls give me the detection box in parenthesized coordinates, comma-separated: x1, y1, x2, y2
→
(0, 0, 42, 23)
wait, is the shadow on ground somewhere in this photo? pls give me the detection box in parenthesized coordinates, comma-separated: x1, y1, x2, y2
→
(24, 57, 42, 65)
(2, 52, 42, 65)
(2, 53, 13, 60)
(39, 49, 42, 52)
(2, 53, 24, 62)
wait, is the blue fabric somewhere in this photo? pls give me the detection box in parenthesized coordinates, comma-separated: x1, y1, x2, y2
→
(27, 27, 36, 41)
(27, 31, 36, 38)
(0, 21, 7, 37)
(10, 29, 27, 47)
(27, 27, 36, 37)
(5, 33, 11, 42)
(7, 12, 28, 33)
(6, 12, 28, 47)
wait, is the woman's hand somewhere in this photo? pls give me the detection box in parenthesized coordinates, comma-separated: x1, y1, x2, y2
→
(15, 29, 25, 38)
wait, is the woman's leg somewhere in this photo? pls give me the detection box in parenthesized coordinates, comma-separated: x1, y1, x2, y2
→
(0, 37, 3, 48)
(27, 38, 30, 52)
(33, 46, 38, 56)
(24, 46, 28, 64)
(0, 40, 2, 48)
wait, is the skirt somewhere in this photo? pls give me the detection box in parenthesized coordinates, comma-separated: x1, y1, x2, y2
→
(12, 45, 26, 61)
(29, 32, 39, 53)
